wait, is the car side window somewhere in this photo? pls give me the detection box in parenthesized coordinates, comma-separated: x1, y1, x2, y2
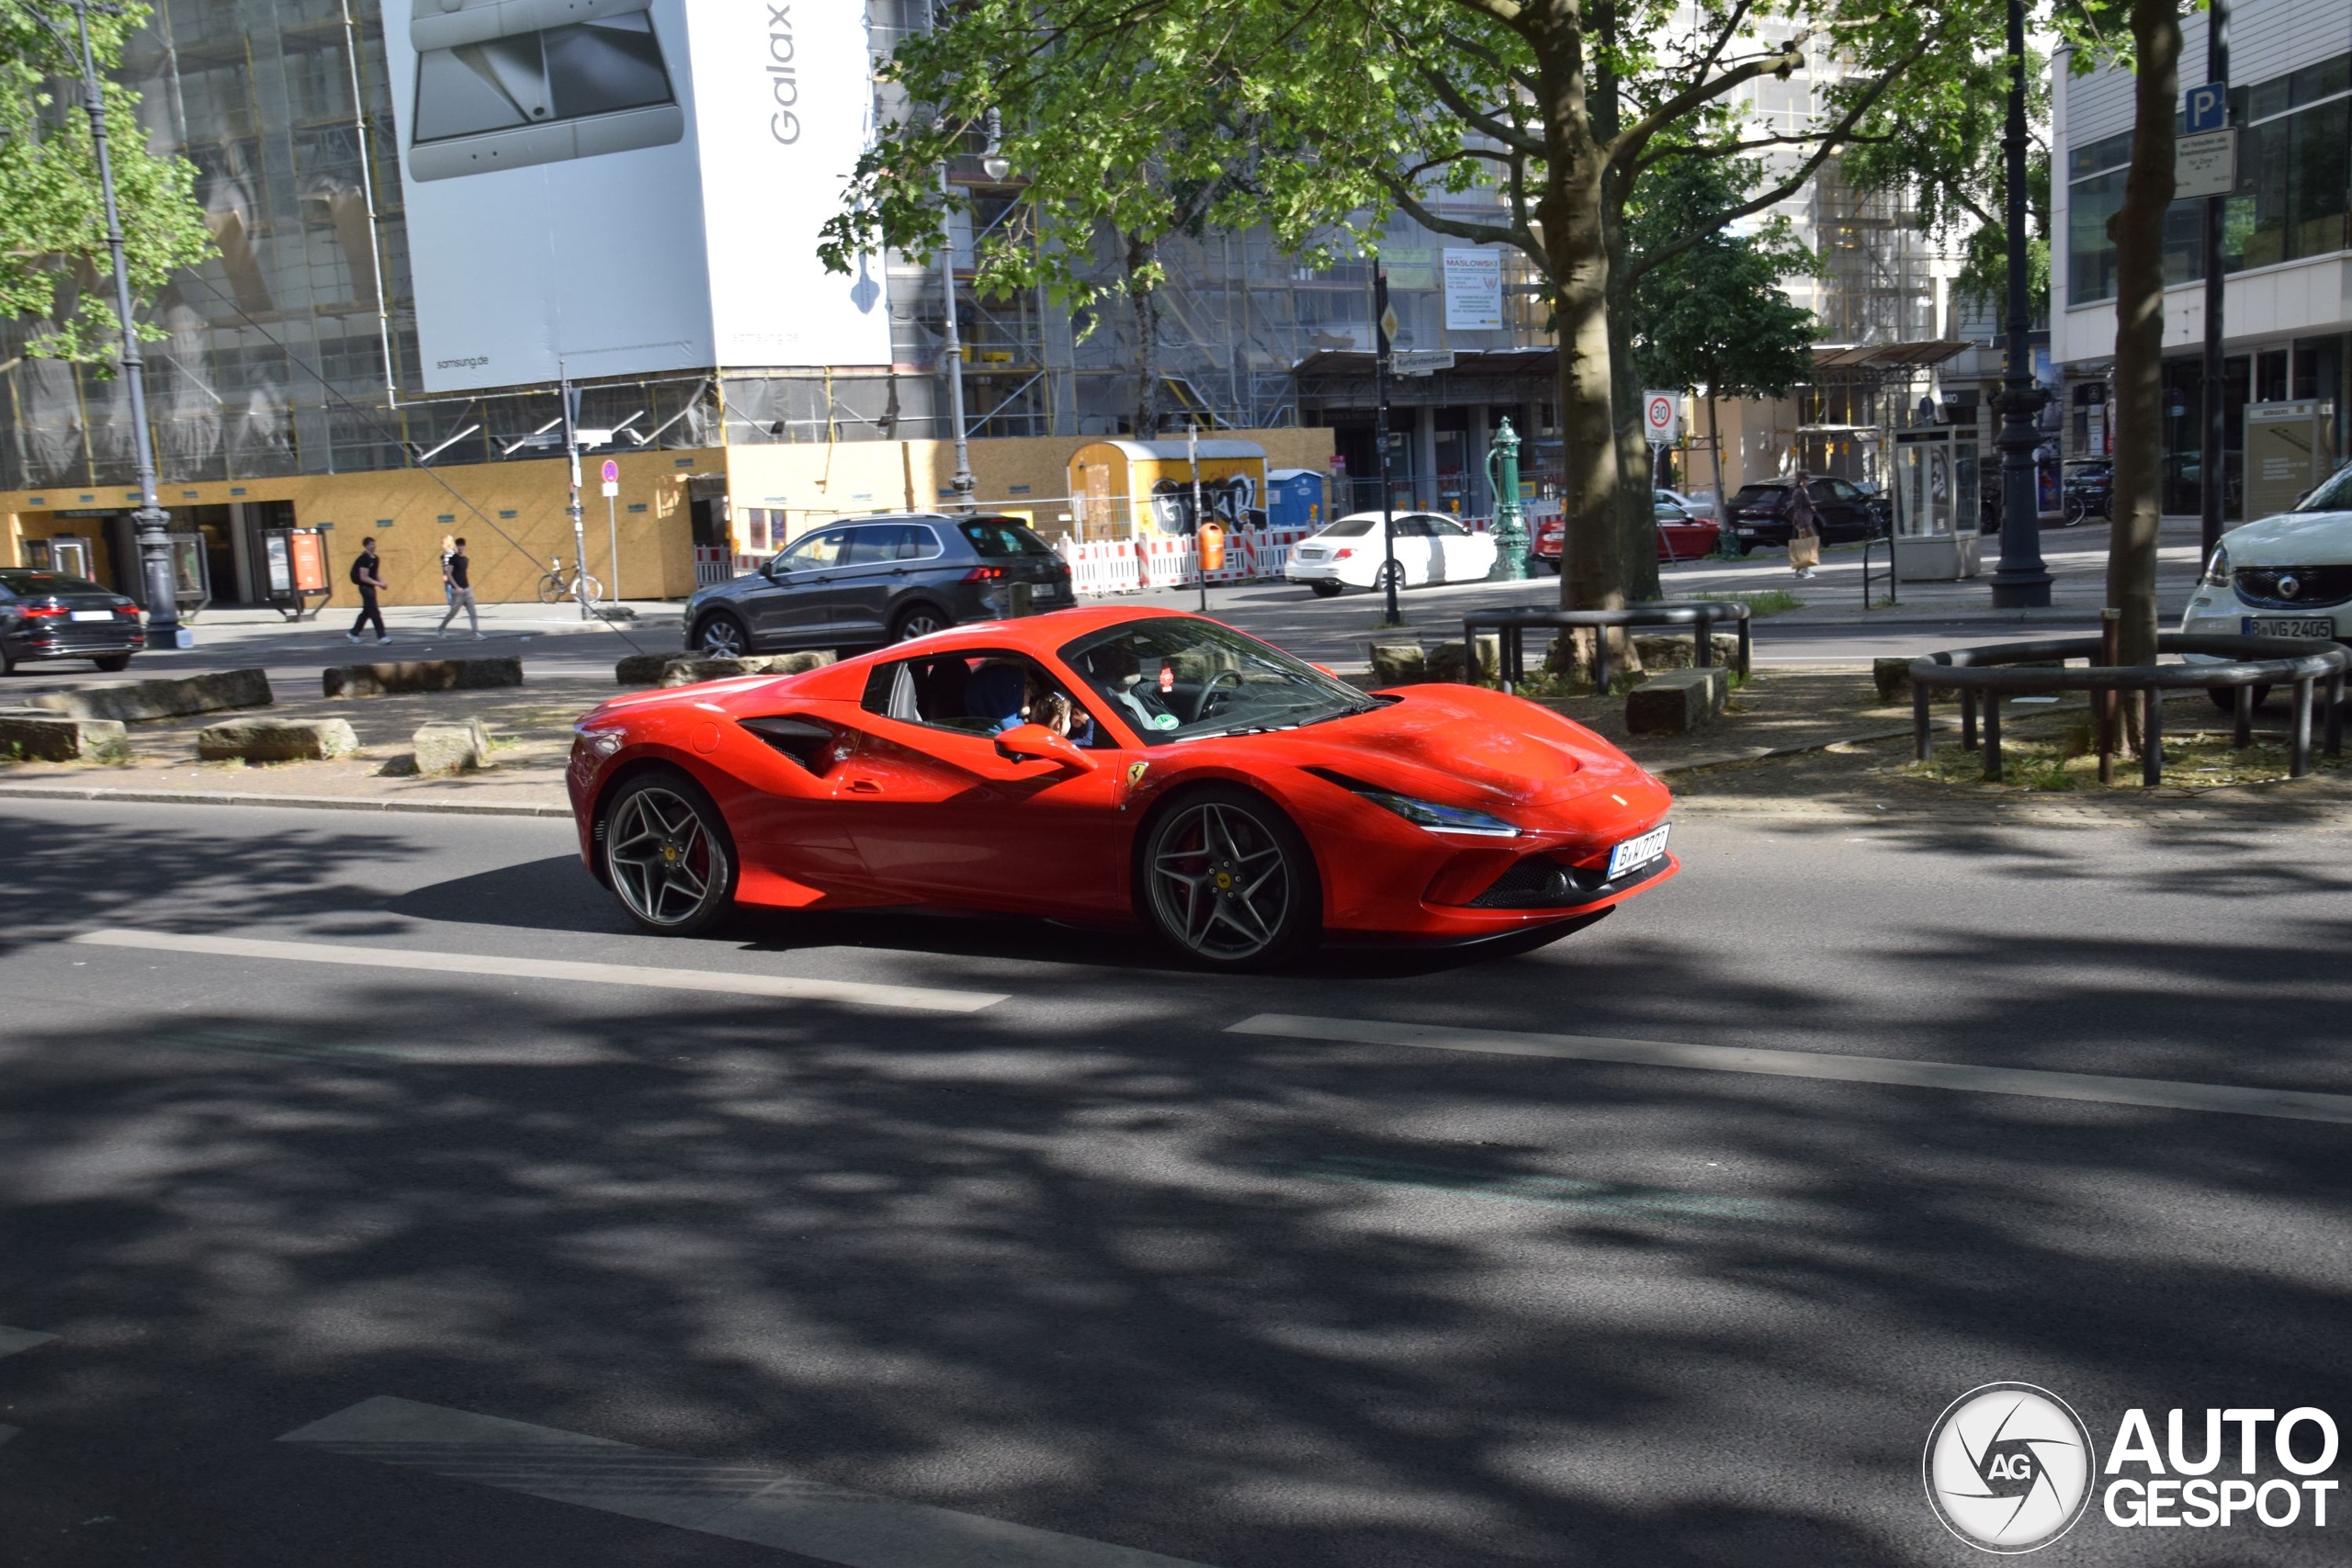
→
(1829, 479, 1862, 501)
(839, 527, 899, 567)
(1425, 516, 1469, 536)
(777, 527, 852, 571)
(896, 525, 944, 561)
(860, 651, 1114, 748)
(1395, 516, 1432, 537)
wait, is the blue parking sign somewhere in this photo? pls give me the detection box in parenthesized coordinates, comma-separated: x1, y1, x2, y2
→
(2185, 82, 2227, 133)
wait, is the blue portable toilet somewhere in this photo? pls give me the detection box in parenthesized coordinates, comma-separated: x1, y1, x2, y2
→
(1266, 468, 1326, 529)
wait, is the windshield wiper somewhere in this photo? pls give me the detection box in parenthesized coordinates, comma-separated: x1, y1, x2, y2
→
(1182, 722, 1299, 740)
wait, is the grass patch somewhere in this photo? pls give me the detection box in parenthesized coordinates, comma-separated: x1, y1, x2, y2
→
(1693, 589, 1804, 617)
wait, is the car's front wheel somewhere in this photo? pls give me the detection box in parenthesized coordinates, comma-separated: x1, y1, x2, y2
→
(1141, 786, 1319, 969)
(602, 769, 738, 936)
(694, 612, 750, 658)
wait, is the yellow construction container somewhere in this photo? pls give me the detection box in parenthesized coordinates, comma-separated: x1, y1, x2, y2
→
(1068, 438, 1269, 537)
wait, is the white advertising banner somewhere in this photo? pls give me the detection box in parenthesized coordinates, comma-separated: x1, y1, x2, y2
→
(1442, 249, 1504, 331)
(382, 0, 889, 393)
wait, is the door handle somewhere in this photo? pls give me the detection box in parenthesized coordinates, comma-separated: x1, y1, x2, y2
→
(811, 574, 832, 583)
(889, 567, 910, 576)
(846, 779, 882, 794)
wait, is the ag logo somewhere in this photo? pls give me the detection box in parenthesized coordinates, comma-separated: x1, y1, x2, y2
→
(1924, 1383, 2094, 1552)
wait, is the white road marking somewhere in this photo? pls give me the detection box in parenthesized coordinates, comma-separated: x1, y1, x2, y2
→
(0, 1326, 57, 1359)
(281, 1396, 1212, 1568)
(1228, 1013, 2352, 1126)
(71, 931, 1004, 1015)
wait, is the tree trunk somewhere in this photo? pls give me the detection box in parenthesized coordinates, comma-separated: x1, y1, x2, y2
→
(1706, 388, 1727, 539)
(1592, 2, 1658, 604)
(1124, 232, 1163, 436)
(2105, 2, 2180, 718)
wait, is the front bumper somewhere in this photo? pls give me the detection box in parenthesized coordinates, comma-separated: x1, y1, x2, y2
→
(2179, 598, 2352, 645)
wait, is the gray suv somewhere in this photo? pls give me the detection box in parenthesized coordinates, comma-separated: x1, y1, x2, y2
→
(684, 513, 1076, 656)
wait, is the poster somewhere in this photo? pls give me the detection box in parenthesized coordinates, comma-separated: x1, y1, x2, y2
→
(381, 0, 891, 393)
(1442, 249, 1504, 331)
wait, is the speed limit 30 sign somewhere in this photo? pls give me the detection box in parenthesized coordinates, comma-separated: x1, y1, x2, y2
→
(1642, 390, 1681, 444)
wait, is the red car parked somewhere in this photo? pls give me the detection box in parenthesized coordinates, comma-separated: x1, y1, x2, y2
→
(569, 607, 1677, 966)
(1532, 496, 1723, 571)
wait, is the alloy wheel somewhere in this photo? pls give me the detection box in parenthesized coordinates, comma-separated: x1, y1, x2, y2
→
(894, 608, 946, 640)
(606, 786, 726, 929)
(1147, 799, 1293, 962)
(697, 615, 747, 656)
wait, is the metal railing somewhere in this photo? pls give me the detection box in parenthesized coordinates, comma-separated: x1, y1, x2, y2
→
(1463, 601, 1755, 694)
(1909, 633, 2348, 786)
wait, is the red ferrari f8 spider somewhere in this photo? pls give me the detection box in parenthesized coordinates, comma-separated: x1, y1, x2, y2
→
(568, 607, 1677, 966)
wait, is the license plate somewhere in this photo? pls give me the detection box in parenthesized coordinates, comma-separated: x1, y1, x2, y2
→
(1297, 548, 1326, 560)
(2245, 616, 2335, 638)
(1607, 824, 1670, 879)
(70, 610, 114, 622)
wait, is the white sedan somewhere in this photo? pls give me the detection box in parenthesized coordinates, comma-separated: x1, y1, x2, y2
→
(1283, 511, 1498, 597)
(2177, 461, 2352, 705)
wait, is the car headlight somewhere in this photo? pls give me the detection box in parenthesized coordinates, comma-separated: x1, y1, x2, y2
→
(1350, 784, 1520, 837)
(574, 724, 626, 757)
(2201, 545, 2230, 589)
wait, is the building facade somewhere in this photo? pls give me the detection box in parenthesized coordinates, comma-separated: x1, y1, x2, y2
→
(2052, 2, 2352, 520)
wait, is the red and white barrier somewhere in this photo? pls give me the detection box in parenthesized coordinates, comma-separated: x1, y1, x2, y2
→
(1056, 526, 1318, 596)
(693, 546, 734, 589)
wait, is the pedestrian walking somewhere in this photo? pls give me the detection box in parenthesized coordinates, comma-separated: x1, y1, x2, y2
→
(1786, 470, 1820, 580)
(438, 533, 458, 611)
(346, 536, 390, 643)
(436, 536, 482, 637)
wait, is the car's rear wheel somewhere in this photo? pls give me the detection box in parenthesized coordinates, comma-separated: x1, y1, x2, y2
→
(1141, 786, 1318, 969)
(1306, 581, 1344, 598)
(1374, 560, 1403, 592)
(695, 613, 750, 658)
(2208, 684, 2271, 713)
(602, 769, 737, 936)
(1542, 556, 1562, 575)
(1733, 537, 1753, 557)
(891, 603, 951, 641)
(94, 654, 131, 672)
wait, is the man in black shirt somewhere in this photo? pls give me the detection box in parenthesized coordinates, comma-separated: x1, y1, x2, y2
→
(346, 537, 389, 643)
(435, 536, 481, 637)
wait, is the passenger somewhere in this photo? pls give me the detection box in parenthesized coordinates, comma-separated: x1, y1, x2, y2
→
(965, 661, 1031, 735)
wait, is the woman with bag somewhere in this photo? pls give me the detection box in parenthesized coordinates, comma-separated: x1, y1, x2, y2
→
(1786, 471, 1820, 579)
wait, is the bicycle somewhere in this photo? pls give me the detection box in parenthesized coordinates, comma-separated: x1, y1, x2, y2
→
(535, 558, 603, 605)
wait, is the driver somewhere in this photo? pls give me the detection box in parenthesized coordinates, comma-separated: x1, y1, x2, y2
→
(1081, 642, 1169, 735)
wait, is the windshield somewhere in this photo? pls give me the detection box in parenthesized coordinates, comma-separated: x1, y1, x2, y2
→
(1059, 617, 1379, 747)
(2297, 461, 2352, 513)
(959, 517, 1056, 557)
(0, 570, 107, 597)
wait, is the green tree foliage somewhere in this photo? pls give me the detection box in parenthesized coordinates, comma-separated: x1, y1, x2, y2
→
(1628, 162, 1815, 401)
(0, 1, 213, 367)
(826, 1, 2003, 615)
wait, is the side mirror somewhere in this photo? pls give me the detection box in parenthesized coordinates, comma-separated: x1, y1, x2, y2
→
(993, 722, 1097, 772)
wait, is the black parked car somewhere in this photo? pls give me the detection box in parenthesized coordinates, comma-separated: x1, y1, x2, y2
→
(684, 513, 1076, 656)
(2062, 459, 2113, 525)
(1722, 478, 1891, 555)
(0, 569, 144, 675)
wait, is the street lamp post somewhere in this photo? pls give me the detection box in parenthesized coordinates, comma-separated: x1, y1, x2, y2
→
(1988, 0, 2053, 609)
(1374, 269, 1401, 626)
(62, 0, 183, 647)
(937, 164, 977, 512)
(1189, 421, 1207, 614)
(2199, 0, 2230, 566)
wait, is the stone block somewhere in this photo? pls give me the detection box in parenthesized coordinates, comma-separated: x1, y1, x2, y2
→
(657, 650, 838, 687)
(412, 717, 492, 775)
(1634, 632, 1742, 671)
(323, 658, 523, 698)
(1625, 667, 1728, 734)
(1367, 642, 1426, 685)
(0, 711, 130, 761)
(615, 653, 668, 686)
(1877, 657, 1969, 705)
(23, 668, 270, 722)
(198, 717, 359, 761)
(1425, 636, 1503, 685)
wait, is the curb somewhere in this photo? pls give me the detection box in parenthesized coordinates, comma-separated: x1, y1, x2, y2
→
(1654, 723, 1920, 774)
(0, 784, 570, 818)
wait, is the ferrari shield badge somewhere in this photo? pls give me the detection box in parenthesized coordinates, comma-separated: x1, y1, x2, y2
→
(1122, 758, 1150, 807)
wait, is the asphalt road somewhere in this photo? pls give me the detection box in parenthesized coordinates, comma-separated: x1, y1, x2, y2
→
(3, 796, 2347, 1565)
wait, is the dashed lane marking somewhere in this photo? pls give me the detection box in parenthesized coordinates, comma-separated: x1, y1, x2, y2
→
(0, 1326, 57, 1360)
(281, 1396, 1214, 1567)
(70, 931, 1006, 1015)
(1228, 1013, 2352, 1126)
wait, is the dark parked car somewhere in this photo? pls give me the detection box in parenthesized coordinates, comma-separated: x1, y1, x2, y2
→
(1722, 477, 1890, 555)
(2062, 459, 2112, 525)
(684, 513, 1076, 656)
(0, 569, 144, 675)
